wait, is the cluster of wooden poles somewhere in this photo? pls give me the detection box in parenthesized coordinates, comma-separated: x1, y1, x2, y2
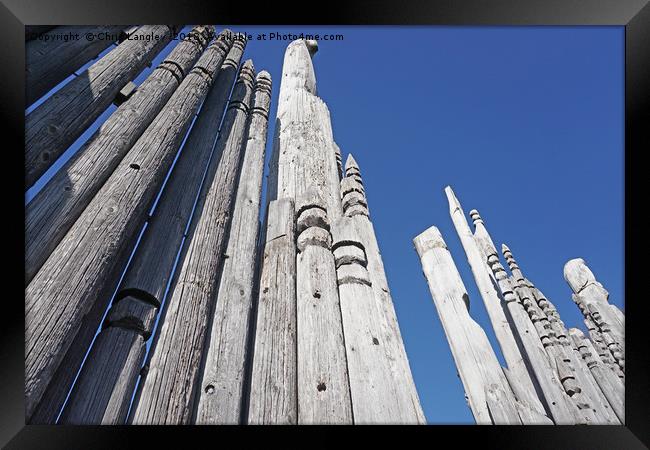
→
(25, 28, 426, 424)
(413, 187, 625, 424)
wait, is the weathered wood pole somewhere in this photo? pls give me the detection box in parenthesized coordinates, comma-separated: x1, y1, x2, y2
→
(129, 60, 256, 424)
(195, 70, 272, 424)
(502, 245, 616, 424)
(470, 211, 577, 424)
(564, 258, 624, 370)
(413, 226, 521, 424)
(295, 189, 353, 424)
(56, 32, 244, 426)
(340, 155, 425, 423)
(569, 328, 624, 422)
(444, 186, 546, 417)
(26, 26, 126, 105)
(25, 36, 232, 420)
(25, 24, 176, 188)
(25, 25, 218, 284)
(247, 198, 298, 424)
(332, 216, 409, 423)
(266, 39, 342, 220)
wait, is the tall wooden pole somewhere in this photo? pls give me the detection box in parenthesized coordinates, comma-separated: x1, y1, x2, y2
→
(564, 258, 624, 371)
(444, 187, 546, 417)
(413, 226, 522, 424)
(25, 26, 218, 284)
(195, 70, 272, 424)
(340, 155, 425, 423)
(266, 39, 342, 221)
(26, 25, 126, 106)
(25, 36, 233, 420)
(247, 198, 298, 424)
(129, 60, 256, 424)
(25, 25, 176, 188)
(56, 33, 245, 425)
(295, 189, 353, 424)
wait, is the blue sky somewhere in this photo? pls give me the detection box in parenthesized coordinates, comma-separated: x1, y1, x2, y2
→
(27, 26, 624, 424)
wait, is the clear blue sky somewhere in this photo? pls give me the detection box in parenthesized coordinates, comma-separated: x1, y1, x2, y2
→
(27, 26, 624, 424)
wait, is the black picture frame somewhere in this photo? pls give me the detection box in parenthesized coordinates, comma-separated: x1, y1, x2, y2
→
(2, 0, 648, 447)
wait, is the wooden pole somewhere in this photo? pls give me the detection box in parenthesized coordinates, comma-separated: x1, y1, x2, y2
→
(25, 25, 177, 188)
(195, 70, 272, 424)
(570, 328, 624, 422)
(25, 25, 218, 284)
(340, 155, 425, 423)
(444, 187, 546, 417)
(26, 26, 126, 106)
(295, 189, 353, 424)
(129, 60, 256, 424)
(25, 36, 233, 420)
(247, 198, 298, 424)
(56, 32, 244, 425)
(266, 39, 342, 221)
(413, 226, 522, 424)
(564, 258, 624, 371)
(471, 211, 578, 424)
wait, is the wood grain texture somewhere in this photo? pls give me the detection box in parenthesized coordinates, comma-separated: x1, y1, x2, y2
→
(25, 26, 216, 284)
(195, 70, 272, 424)
(446, 187, 546, 417)
(340, 155, 425, 423)
(129, 60, 255, 425)
(26, 25, 126, 105)
(413, 226, 521, 424)
(25, 25, 176, 188)
(116, 33, 244, 303)
(25, 38, 231, 420)
(247, 198, 298, 424)
(266, 39, 342, 221)
(295, 190, 352, 424)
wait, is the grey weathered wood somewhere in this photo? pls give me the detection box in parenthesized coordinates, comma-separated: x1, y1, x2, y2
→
(25, 26, 217, 284)
(333, 216, 407, 423)
(59, 295, 156, 424)
(195, 70, 272, 424)
(295, 189, 353, 424)
(266, 39, 342, 221)
(471, 214, 577, 424)
(24, 25, 175, 188)
(444, 187, 546, 418)
(248, 198, 298, 424)
(570, 328, 624, 422)
(116, 33, 245, 303)
(340, 155, 425, 423)
(413, 226, 522, 424)
(26, 26, 126, 105)
(503, 245, 618, 424)
(129, 60, 255, 425)
(25, 38, 232, 420)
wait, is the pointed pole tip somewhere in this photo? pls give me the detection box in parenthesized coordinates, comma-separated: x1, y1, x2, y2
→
(345, 153, 359, 170)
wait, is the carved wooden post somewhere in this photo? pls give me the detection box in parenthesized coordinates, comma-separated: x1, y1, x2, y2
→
(25, 26, 219, 284)
(25, 37, 231, 420)
(266, 39, 342, 220)
(340, 155, 425, 423)
(248, 198, 298, 424)
(295, 189, 353, 424)
(502, 245, 617, 424)
(444, 187, 545, 417)
(564, 258, 624, 371)
(569, 328, 624, 422)
(413, 226, 521, 424)
(25, 25, 176, 188)
(195, 70, 272, 424)
(56, 32, 243, 426)
(26, 25, 126, 105)
(129, 60, 255, 424)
